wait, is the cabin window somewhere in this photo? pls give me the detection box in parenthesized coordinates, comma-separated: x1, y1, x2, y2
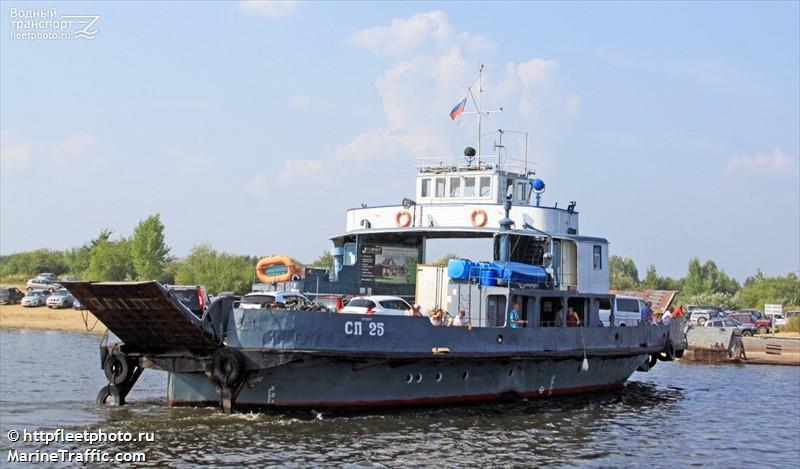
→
(463, 177, 476, 197)
(540, 297, 564, 327)
(343, 243, 357, 266)
(435, 178, 446, 198)
(449, 177, 461, 197)
(479, 176, 491, 198)
(516, 182, 528, 201)
(487, 295, 507, 327)
(505, 178, 514, 198)
(593, 245, 602, 270)
(420, 178, 431, 198)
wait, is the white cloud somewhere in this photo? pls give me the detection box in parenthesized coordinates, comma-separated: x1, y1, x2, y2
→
(726, 148, 798, 177)
(0, 131, 101, 172)
(238, 1, 299, 18)
(289, 95, 312, 109)
(347, 10, 493, 56)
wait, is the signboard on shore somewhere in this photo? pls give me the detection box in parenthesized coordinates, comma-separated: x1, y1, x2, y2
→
(764, 304, 783, 316)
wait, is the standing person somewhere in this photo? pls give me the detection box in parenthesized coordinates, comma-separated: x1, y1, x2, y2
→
(508, 304, 526, 328)
(407, 304, 423, 317)
(640, 301, 654, 325)
(429, 308, 446, 326)
(673, 305, 683, 319)
(661, 306, 674, 325)
(567, 306, 582, 327)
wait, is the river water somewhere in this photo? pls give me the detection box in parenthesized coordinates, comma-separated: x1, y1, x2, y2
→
(1, 329, 798, 468)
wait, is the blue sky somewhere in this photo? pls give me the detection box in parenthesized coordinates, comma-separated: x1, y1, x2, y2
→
(1, 1, 798, 282)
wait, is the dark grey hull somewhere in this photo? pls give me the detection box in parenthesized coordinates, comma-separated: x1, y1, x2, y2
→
(167, 354, 646, 409)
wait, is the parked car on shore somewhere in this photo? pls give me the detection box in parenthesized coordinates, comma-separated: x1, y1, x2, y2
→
(36, 273, 57, 281)
(21, 291, 49, 307)
(0, 286, 25, 304)
(704, 317, 756, 336)
(686, 305, 726, 325)
(46, 289, 75, 309)
(73, 298, 84, 310)
(340, 296, 412, 316)
(726, 311, 772, 334)
(767, 314, 787, 327)
(25, 278, 61, 293)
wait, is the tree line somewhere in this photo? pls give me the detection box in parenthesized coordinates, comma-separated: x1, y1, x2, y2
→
(610, 256, 799, 310)
(1, 217, 797, 307)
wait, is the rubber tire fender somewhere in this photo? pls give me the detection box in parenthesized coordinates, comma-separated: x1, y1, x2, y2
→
(96, 385, 122, 405)
(658, 341, 676, 362)
(213, 348, 244, 387)
(104, 351, 131, 385)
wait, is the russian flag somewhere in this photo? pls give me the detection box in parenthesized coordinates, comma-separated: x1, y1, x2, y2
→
(449, 97, 467, 120)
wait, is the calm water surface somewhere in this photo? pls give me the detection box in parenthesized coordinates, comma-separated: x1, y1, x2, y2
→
(1, 329, 798, 468)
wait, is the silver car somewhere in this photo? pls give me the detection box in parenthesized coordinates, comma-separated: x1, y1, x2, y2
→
(26, 278, 60, 293)
(704, 317, 757, 337)
(46, 289, 75, 309)
(21, 290, 49, 307)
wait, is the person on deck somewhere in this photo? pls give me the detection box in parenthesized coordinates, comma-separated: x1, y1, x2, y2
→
(641, 301, 654, 325)
(567, 306, 582, 327)
(673, 305, 683, 319)
(429, 308, 446, 326)
(508, 304, 526, 328)
(449, 309, 472, 330)
(661, 306, 674, 325)
(407, 304, 423, 317)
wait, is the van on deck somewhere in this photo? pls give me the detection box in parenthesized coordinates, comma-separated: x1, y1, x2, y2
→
(599, 295, 646, 327)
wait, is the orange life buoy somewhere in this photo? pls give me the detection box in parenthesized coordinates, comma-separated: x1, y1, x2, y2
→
(395, 210, 412, 227)
(470, 209, 488, 227)
(256, 256, 300, 284)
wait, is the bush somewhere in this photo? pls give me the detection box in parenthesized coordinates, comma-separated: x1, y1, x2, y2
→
(781, 317, 800, 333)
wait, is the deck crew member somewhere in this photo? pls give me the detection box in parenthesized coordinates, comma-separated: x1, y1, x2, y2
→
(407, 304, 423, 317)
(449, 309, 472, 330)
(567, 306, 582, 327)
(430, 308, 446, 326)
(508, 304, 526, 328)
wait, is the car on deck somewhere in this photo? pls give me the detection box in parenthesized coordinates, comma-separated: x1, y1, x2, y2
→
(164, 285, 210, 317)
(238, 291, 313, 310)
(340, 296, 413, 316)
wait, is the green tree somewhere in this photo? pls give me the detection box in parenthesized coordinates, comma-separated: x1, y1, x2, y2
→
(131, 214, 171, 281)
(311, 250, 333, 268)
(734, 272, 800, 309)
(682, 258, 739, 296)
(643, 264, 682, 290)
(175, 244, 255, 294)
(85, 239, 134, 281)
(609, 256, 640, 290)
(433, 252, 459, 266)
(0, 249, 70, 277)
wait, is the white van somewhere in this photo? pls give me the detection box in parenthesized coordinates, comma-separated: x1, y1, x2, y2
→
(599, 295, 646, 327)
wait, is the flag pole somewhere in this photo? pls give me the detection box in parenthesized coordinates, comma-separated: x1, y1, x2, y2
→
(477, 64, 484, 164)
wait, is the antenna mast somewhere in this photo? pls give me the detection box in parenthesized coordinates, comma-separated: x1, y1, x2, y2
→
(460, 64, 502, 166)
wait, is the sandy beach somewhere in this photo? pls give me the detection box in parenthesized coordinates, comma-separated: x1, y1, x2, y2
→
(0, 304, 106, 335)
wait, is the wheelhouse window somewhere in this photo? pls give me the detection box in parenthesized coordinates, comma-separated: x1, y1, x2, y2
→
(479, 176, 491, 198)
(343, 243, 357, 266)
(516, 182, 528, 201)
(435, 178, 446, 198)
(420, 178, 431, 198)
(449, 177, 461, 197)
(463, 177, 476, 197)
(593, 245, 602, 270)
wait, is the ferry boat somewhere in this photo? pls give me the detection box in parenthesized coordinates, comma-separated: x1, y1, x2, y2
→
(65, 66, 687, 412)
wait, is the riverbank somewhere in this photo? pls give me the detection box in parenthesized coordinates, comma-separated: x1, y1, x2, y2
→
(0, 304, 106, 335)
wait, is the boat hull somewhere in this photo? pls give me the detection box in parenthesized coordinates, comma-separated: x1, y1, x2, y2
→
(167, 354, 646, 409)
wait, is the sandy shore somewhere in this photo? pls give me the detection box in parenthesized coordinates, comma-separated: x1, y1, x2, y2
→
(0, 303, 106, 335)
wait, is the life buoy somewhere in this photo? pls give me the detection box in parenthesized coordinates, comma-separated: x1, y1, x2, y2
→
(256, 256, 299, 284)
(470, 209, 488, 227)
(395, 210, 412, 227)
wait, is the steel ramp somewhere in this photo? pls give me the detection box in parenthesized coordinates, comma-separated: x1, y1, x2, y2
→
(63, 281, 217, 353)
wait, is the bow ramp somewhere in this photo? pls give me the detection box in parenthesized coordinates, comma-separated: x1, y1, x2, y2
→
(63, 281, 217, 353)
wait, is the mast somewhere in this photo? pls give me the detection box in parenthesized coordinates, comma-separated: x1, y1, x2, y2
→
(477, 64, 483, 161)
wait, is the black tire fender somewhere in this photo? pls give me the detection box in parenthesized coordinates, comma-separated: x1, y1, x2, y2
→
(649, 353, 659, 368)
(96, 385, 122, 405)
(213, 348, 244, 387)
(103, 352, 131, 385)
(658, 341, 676, 362)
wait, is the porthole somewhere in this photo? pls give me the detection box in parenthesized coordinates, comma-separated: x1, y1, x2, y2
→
(416, 373, 423, 383)
(435, 372, 443, 382)
(614, 333, 619, 340)
(462, 371, 469, 381)
(406, 374, 413, 383)
(497, 334, 504, 344)
(508, 369, 514, 377)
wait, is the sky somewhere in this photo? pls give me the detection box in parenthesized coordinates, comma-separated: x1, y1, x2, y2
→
(1, 1, 798, 282)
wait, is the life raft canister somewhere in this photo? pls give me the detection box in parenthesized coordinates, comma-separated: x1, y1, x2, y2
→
(256, 256, 300, 284)
(395, 210, 412, 227)
(470, 209, 488, 227)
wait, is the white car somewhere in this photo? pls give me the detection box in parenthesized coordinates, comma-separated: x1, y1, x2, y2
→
(599, 295, 646, 327)
(238, 291, 311, 310)
(340, 296, 412, 316)
(766, 314, 787, 327)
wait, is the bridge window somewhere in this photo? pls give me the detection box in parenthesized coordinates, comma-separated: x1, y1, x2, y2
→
(343, 243, 357, 266)
(420, 178, 431, 198)
(435, 178, 446, 198)
(449, 177, 461, 197)
(516, 182, 528, 201)
(593, 245, 602, 270)
(464, 177, 476, 197)
(479, 176, 491, 198)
